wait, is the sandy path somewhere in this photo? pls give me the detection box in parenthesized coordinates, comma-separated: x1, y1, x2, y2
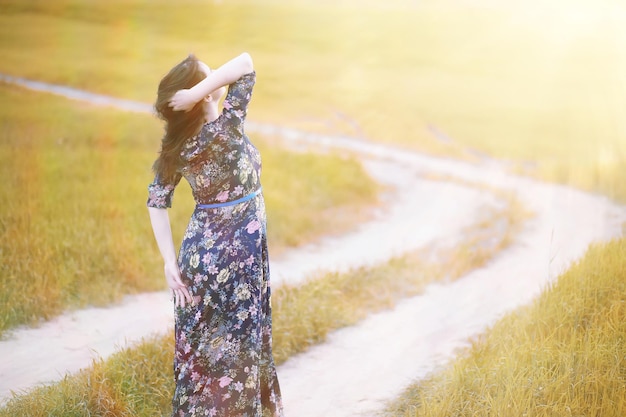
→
(0, 154, 491, 402)
(276, 152, 624, 416)
(251, 126, 624, 415)
(1, 76, 624, 415)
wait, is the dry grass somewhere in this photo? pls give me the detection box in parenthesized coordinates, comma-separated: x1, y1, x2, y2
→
(262, 145, 377, 253)
(1, 0, 624, 414)
(272, 195, 525, 363)
(0, 0, 624, 201)
(385, 237, 626, 417)
(0, 82, 378, 336)
(0, 189, 523, 416)
(0, 335, 174, 416)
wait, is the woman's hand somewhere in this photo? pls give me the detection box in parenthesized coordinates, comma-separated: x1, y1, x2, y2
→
(165, 261, 193, 308)
(169, 89, 199, 112)
(147, 207, 194, 308)
(168, 53, 253, 113)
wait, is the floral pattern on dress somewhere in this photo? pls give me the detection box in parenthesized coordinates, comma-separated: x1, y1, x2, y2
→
(147, 72, 284, 417)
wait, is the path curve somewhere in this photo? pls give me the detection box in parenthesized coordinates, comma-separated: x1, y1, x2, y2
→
(0, 75, 494, 402)
(0, 76, 624, 415)
(275, 142, 625, 416)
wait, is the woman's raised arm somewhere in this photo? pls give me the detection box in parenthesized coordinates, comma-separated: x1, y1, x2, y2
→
(169, 52, 254, 112)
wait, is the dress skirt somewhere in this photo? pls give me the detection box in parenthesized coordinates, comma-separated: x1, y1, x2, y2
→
(173, 193, 283, 417)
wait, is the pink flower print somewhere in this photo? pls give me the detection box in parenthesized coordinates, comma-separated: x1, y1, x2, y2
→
(234, 381, 244, 392)
(233, 185, 244, 195)
(249, 304, 258, 316)
(184, 343, 192, 354)
(216, 190, 229, 202)
(245, 219, 261, 234)
(191, 371, 201, 382)
(218, 376, 232, 388)
(223, 100, 232, 110)
(245, 255, 254, 266)
(208, 265, 218, 274)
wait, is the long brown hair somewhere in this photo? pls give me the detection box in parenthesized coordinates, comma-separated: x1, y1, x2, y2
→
(153, 54, 206, 182)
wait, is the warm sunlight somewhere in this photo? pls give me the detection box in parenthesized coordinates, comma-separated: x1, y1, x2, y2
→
(0, 0, 624, 416)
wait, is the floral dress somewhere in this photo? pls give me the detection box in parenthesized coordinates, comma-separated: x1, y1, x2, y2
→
(147, 72, 284, 417)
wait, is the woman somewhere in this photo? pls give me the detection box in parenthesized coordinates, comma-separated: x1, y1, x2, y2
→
(147, 52, 284, 417)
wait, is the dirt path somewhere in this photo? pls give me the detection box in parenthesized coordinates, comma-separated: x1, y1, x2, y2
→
(0, 75, 624, 414)
(0, 144, 491, 402)
(275, 147, 624, 416)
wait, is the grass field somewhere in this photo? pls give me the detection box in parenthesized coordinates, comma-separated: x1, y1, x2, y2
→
(1, 0, 625, 415)
(385, 237, 626, 416)
(0, 0, 625, 200)
(0, 82, 378, 335)
(0, 191, 522, 416)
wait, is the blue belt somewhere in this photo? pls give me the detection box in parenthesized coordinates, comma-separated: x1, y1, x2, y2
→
(197, 187, 262, 209)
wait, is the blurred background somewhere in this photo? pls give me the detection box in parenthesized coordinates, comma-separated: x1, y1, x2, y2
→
(2, 0, 625, 195)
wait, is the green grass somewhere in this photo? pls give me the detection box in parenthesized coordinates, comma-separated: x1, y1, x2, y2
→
(0, 189, 522, 416)
(0, 82, 378, 336)
(385, 237, 626, 417)
(0, 0, 625, 201)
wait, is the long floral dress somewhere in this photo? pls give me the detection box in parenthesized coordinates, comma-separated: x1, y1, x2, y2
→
(147, 72, 284, 417)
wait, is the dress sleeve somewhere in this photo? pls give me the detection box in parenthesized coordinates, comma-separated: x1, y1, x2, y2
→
(222, 71, 256, 124)
(146, 172, 182, 209)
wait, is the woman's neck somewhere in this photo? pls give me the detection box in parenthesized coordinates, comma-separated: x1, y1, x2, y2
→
(204, 102, 220, 123)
